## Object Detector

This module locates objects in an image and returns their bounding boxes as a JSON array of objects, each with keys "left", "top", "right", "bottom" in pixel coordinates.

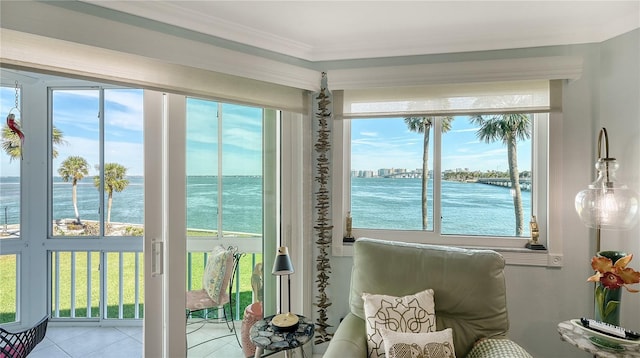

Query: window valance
[
  {"left": 329, "top": 56, "right": 579, "bottom": 118},
  {"left": 340, "top": 80, "right": 561, "bottom": 118}
]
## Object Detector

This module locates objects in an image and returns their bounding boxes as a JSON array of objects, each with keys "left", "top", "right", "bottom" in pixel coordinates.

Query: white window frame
[
  {"left": 45, "top": 84, "right": 145, "bottom": 323},
  {"left": 329, "top": 60, "right": 574, "bottom": 267},
  {"left": 47, "top": 85, "right": 144, "bottom": 240},
  {"left": 335, "top": 112, "right": 548, "bottom": 237},
  {"left": 333, "top": 111, "right": 563, "bottom": 267}
]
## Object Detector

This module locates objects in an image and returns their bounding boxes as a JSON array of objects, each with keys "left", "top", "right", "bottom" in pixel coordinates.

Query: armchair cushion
[
  {"left": 466, "top": 338, "right": 532, "bottom": 358},
  {"left": 324, "top": 313, "right": 367, "bottom": 356}
]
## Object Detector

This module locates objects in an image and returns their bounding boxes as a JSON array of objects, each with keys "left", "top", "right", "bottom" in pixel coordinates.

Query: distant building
[
  {"left": 361, "top": 170, "right": 374, "bottom": 178},
  {"left": 378, "top": 168, "right": 392, "bottom": 177}
]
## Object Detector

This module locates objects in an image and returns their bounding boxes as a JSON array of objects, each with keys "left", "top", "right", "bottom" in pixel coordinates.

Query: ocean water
[
  {"left": 0, "top": 176, "right": 529, "bottom": 237},
  {"left": 351, "top": 177, "right": 531, "bottom": 237},
  {"left": 0, "top": 176, "right": 263, "bottom": 234}
]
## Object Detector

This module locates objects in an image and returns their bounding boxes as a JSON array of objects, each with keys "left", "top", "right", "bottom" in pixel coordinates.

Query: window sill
[{"left": 334, "top": 240, "right": 562, "bottom": 267}]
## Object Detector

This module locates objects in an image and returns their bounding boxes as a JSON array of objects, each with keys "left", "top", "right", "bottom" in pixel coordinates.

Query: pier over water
[{"left": 477, "top": 178, "right": 531, "bottom": 191}]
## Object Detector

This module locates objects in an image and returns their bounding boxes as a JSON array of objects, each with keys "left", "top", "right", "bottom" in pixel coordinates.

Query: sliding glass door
[{"left": 144, "top": 93, "right": 279, "bottom": 357}]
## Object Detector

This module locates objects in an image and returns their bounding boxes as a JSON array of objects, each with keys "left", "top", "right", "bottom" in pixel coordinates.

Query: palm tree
[
  {"left": 58, "top": 156, "right": 89, "bottom": 224},
  {"left": 470, "top": 113, "right": 531, "bottom": 236},
  {"left": 404, "top": 116, "right": 453, "bottom": 230},
  {"left": 2, "top": 123, "right": 65, "bottom": 160},
  {"left": 94, "top": 163, "right": 129, "bottom": 224}
]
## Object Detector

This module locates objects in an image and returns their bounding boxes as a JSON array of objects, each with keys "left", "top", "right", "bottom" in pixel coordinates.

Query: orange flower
[{"left": 587, "top": 254, "right": 640, "bottom": 293}]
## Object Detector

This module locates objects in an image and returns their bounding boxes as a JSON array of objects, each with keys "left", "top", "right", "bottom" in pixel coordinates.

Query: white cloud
[
  {"left": 360, "top": 131, "right": 378, "bottom": 137},
  {"left": 451, "top": 127, "right": 480, "bottom": 133},
  {"left": 54, "top": 136, "right": 144, "bottom": 176}
]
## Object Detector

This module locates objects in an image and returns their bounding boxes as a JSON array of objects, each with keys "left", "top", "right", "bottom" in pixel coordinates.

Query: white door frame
[{"left": 144, "top": 91, "right": 187, "bottom": 357}]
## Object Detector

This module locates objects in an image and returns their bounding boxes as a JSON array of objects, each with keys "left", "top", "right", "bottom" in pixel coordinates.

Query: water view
[
  {"left": 352, "top": 177, "right": 531, "bottom": 236},
  {"left": 1, "top": 175, "right": 529, "bottom": 237}
]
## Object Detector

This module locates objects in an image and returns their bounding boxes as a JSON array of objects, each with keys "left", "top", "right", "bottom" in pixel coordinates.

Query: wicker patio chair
[{"left": 0, "top": 316, "right": 49, "bottom": 358}]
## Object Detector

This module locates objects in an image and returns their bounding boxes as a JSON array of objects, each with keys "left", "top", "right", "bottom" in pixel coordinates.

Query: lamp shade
[
  {"left": 575, "top": 158, "right": 639, "bottom": 230},
  {"left": 272, "top": 246, "right": 294, "bottom": 276}
]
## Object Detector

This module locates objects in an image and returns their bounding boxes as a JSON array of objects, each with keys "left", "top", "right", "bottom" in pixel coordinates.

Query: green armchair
[{"left": 323, "top": 238, "right": 531, "bottom": 358}]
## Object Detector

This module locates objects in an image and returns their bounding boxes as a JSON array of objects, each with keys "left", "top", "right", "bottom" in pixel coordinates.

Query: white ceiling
[{"left": 68, "top": 1, "right": 640, "bottom": 61}]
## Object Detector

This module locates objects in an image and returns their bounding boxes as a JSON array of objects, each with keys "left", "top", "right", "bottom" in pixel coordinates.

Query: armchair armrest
[
  {"left": 466, "top": 338, "right": 532, "bottom": 358},
  {"left": 323, "top": 313, "right": 368, "bottom": 358}
]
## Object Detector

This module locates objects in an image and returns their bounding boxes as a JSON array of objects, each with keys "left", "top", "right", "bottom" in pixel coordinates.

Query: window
[
  {"left": 185, "top": 99, "right": 263, "bottom": 239},
  {"left": 185, "top": 97, "right": 269, "bottom": 320},
  {"left": 1, "top": 84, "right": 22, "bottom": 325},
  {"left": 440, "top": 115, "right": 535, "bottom": 237},
  {"left": 50, "top": 88, "right": 144, "bottom": 238},
  {"left": 351, "top": 115, "right": 540, "bottom": 237},
  {"left": 48, "top": 85, "right": 145, "bottom": 321},
  {"left": 1, "top": 84, "right": 21, "bottom": 240},
  {"left": 335, "top": 80, "right": 555, "bottom": 253}
]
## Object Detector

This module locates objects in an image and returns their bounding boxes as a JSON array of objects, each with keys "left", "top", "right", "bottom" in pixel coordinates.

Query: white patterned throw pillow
[
  {"left": 202, "top": 246, "right": 232, "bottom": 303},
  {"left": 382, "top": 328, "right": 456, "bottom": 358},
  {"left": 362, "top": 288, "right": 437, "bottom": 358}
]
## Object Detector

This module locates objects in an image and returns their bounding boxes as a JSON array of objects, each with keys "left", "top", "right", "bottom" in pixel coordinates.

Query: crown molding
[
  {"left": 82, "top": 1, "right": 316, "bottom": 61},
  {"left": 327, "top": 56, "right": 584, "bottom": 90},
  {"left": 82, "top": 1, "right": 639, "bottom": 62}
]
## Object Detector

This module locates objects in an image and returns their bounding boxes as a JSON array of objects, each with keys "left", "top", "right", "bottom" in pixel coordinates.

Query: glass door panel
[
  {"left": 1, "top": 85, "right": 21, "bottom": 241},
  {"left": 185, "top": 98, "right": 269, "bottom": 356}
]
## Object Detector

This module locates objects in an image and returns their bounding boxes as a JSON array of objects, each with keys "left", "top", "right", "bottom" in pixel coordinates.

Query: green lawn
[
  {"left": 0, "top": 249, "right": 261, "bottom": 324},
  {"left": 0, "top": 254, "right": 17, "bottom": 323}
]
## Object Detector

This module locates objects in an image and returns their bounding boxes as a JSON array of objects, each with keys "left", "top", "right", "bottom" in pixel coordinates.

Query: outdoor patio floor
[{"left": 29, "top": 320, "right": 246, "bottom": 358}]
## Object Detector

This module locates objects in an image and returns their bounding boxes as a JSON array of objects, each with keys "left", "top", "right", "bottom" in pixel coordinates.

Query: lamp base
[{"left": 271, "top": 312, "right": 299, "bottom": 331}]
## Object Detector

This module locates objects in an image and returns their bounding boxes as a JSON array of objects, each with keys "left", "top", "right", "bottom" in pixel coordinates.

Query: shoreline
[{"left": 2, "top": 220, "right": 261, "bottom": 238}]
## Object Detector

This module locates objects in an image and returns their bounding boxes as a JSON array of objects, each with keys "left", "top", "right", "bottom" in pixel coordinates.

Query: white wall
[
  {"left": 1, "top": 2, "right": 638, "bottom": 357},
  {"left": 597, "top": 24, "right": 640, "bottom": 337},
  {"left": 320, "top": 31, "right": 640, "bottom": 358}
]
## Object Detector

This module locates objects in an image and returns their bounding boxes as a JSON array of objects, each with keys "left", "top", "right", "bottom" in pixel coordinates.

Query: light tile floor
[{"left": 30, "top": 321, "right": 246, "bottom": 358}]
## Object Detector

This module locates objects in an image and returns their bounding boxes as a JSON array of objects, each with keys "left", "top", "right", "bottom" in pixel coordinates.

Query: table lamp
[{"left": 271, "top": 246, "right": 299, "bottom": 331}]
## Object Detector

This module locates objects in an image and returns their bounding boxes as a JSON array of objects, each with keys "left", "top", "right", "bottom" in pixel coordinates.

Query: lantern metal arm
[{"left": 595, "top": 128, "right": 610, "bottom": 251}]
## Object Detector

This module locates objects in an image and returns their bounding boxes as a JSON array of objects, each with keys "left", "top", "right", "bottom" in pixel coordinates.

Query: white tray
[{"left": 571, "top": 319, "right": 640, "bottom": 347}]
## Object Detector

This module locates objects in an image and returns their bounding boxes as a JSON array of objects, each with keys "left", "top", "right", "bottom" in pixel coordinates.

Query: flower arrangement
[
  {"left": 587, "top": 253, "right": 640, "bottom": 324},
  {"left": 587, "top": 254, "right": 640, "bottom": 292}
]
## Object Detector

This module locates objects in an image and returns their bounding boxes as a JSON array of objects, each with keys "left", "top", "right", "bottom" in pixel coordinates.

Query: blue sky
[
  {"left": 2, "top": 85, "right": 530, "bottom": 178},
  {"left": 351, "top": 117, "right": 532, "bottom": 173},
  {"left": 186, "top": 99, "right": 263, "bottom": 176},
  {"left": 1, "top": 87, "right": 264, "bottom": 177},
  {"left": 50, "top": 89, "right": 145, "bottom": 176}
]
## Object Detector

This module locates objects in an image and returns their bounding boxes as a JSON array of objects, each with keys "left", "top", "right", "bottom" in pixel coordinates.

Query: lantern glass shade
[{"left": 575, "top": 158, "right": 639, "bottom": 230}]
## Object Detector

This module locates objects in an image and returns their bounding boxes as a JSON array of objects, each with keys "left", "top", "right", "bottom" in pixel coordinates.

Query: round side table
[{"left": 249, "top": 314, "right": 314, "bottom": 358}]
